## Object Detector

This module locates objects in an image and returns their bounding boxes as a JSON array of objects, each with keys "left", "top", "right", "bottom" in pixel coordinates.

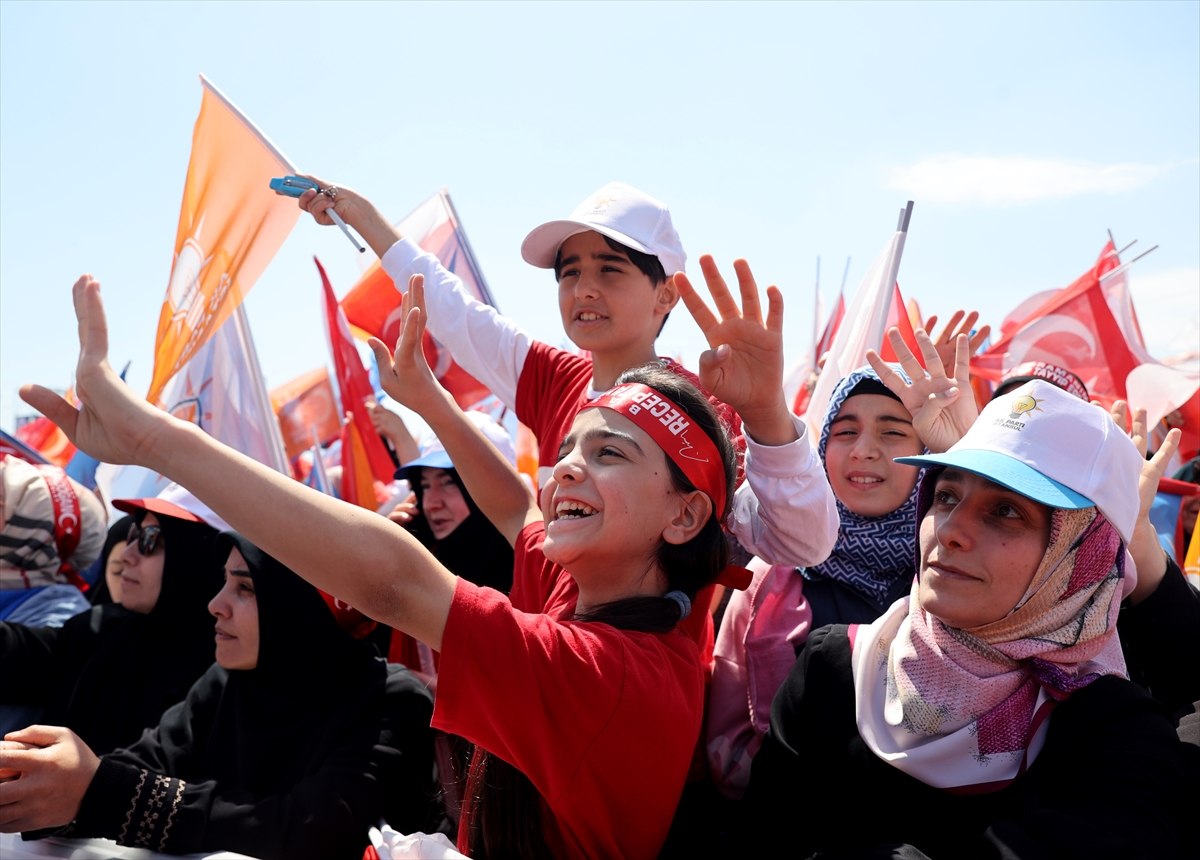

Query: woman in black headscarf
[
  {"left": 0, "top": 489, "right": 222, "bottom": 755},
  {"left": 84, "top": 514, "right": 133, "bottom": 606},
  {"left": 2, "top": 532, "right": 442, "bottom": 859}
]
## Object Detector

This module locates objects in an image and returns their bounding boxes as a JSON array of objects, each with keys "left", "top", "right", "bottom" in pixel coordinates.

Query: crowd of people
[{"left": 1, "top": 178, "right": 1197, "bottom": 859}]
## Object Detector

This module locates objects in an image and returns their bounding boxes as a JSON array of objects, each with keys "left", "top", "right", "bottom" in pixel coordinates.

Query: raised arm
[
  {"left": 285, "top": 176, "right": 533, "bottom": 411},
  {"left": 20, "top": 276, "right": 456, "bottom": 651},
  {"left": 370, "top": 273, "right": 538, "bottom": 545}
]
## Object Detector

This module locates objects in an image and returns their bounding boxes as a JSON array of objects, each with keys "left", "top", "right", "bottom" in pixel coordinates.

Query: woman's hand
[
  {"left": 0, "top": 726, "right": 100, "bottom": 832},
  {"left": 675, "top": 255, "right": 796, "bottom": 446},
  {"left": 20, "top": 276, "right": 173, "bottom": 472},
  {"left": 866, "top": 326, "right": 978, "bottom": 453}
]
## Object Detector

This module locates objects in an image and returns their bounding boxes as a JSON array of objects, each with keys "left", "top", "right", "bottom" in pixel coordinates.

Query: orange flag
[
  {"left": 270, "top": 368, "right": 342, "bottom": 462},
  {"left": 147, "top": 74, "right": 301, "bottom": 404}
]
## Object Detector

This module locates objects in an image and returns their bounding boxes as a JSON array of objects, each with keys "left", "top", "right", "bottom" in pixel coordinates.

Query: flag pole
[
  {"left": 439, "top": 189, "right": 499, "bottom": 309},
  {"left": 866, "top": 201, "right": 914, "bottom": 354},
  {"left": 811, "top": 256, "right": 821, "bottom": 366}
]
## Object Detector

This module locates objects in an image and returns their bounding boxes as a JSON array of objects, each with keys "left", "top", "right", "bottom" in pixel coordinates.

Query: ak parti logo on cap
[{"left": 993, "top": 393, "right": 1046, "bottom": 432}]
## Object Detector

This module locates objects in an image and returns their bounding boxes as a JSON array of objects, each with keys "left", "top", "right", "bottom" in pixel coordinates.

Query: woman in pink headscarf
[{"left": 745, "top": 379, "right": 1199, "bottom": 858}]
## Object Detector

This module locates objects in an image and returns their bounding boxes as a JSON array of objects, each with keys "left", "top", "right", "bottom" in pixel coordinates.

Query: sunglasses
[{"left": 126, "top": 521, "right": 164, "bottom": 557}]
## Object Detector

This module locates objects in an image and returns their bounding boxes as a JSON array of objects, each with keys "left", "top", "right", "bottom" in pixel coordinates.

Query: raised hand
[
  {"left": 20, "top": 276, "right": 171, "bottom": 472},
  {"left": 866, "top": 326, "right": 978, "bottom": 453},
  {"left": 1109, "top": 400, "right": 1180, "bottom": 603},
  {"left": 277, "top": 175, "right": 401, "bottom": 258},
  {"left": 386, "top": 492, "right": 422, "bottom": 528},
  {"left": 369, "top": 274, "right": 450, "bottom": 420},
  {"left": 923, "top": 309, "right": 992, "bottom": 371},
  {"left": 675, "top": 255, "right": 796, "bottom": 446}
]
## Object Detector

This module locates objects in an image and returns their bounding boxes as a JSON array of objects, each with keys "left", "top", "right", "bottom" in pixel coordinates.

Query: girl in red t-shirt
[{"left": 11, "top": 272, "right": 742, "bottom": 860}]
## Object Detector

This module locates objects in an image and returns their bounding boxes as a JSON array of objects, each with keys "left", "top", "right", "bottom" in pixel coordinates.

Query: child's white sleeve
[{"left": 727, "top": 413, "right": 839, "bottom": 568}]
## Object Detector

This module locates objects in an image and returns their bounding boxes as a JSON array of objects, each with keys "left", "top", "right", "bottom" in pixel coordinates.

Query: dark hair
[
  {"left": 554, "top": 235, "right": 673, "bottom": 337},
  {"left": 465, "top": 363, "right": 735, "bottom": 859}
]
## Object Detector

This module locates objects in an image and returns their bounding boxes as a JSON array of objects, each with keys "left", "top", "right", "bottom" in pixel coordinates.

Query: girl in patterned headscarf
[
  {"left": 746, "top": 380, "right": 1199, "bottom": 856},
  {"left": 708, "top": 365, "right": 925, "bottom": 799}
]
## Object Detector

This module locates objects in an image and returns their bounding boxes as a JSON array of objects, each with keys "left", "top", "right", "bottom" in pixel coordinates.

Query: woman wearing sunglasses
[{"left": 0, "top": 486, "right": 223, "bottom": 756}]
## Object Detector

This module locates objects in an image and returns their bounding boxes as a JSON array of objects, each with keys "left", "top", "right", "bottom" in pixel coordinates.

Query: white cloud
[
  {"left": 888, "top": 154, "right": 1173, "bottom": 205},
  {"left": 1129, "top": 266, "right": 1200, "bottom": 367}
]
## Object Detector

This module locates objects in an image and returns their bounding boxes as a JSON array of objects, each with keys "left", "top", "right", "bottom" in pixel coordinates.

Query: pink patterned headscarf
[{"left": 850, "top": 503, "right": 1128, "bottom": 790}]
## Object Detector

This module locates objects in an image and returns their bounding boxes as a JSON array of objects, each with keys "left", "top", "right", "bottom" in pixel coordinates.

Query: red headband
[{"left": 586, "top": 383, "right": 728, "bottom": 519}]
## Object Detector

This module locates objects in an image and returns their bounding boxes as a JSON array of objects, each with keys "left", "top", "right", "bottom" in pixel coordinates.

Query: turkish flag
[{"left": 972, "top": 241, "right": 1150, "bottom": 408}]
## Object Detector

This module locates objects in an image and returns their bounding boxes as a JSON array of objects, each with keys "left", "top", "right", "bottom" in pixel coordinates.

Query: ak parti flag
[
  {"left": 156, "top": 304, "right": 290, "bottom": 474},
  {"left": 270, "top": 368, "right": 342, "bottom": 462},
  {"left": 147, "top": 74, "right": 301, "bottom": 405},
  {"left": 318, "top": 258, "right": 395, "bottom": 509},
  {"left": 340, "top": 191, "right": 498, "bottom": 410},
  {"left": 972, "top": 241, "right": 1152, "bottom": 407}
]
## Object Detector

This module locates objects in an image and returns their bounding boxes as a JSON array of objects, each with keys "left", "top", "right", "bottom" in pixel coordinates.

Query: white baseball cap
[
  {"left": 896, "top": 380, "right": 1143, "bottom": 542},
  {"left": 521, "top": 181, "right": 687, "bottom": 277}
]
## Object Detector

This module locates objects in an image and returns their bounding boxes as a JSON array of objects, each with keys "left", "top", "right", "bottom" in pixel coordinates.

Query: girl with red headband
[{"left": 6, "top": 272, "right": 740, "bottom": 860}]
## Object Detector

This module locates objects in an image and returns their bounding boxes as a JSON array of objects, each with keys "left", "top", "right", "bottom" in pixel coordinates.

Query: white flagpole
[
  {"left": 867, "top": 201, "right": 914, "bottom": 354},
  {"left": 231, "top": 303, "right": 291, "bottom": 474}
]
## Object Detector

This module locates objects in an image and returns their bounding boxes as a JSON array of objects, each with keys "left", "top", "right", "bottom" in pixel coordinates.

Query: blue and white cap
[{"left": 896, "top": 380, "right": 1143, "bottom": 542}]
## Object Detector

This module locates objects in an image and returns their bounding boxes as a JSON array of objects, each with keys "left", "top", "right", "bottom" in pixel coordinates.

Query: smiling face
[
  {"left": 539, "top": 407, "right": 700, "bottom": 604},
  {"left": 823, "top": 393, "right": 923, "bottom": 517},
  {"left": 556, "top": 231, "right": 675, "bottom": 363},
  {"left": 119, "top": 513, "right": 165, "bottom": 614},
  {"left": 917, "top": 469, "right": 1053, "bottom": 629},
  {"left": 207, "top": 546, "right": 260, "bottom": 670},
  {"left": 418, "top": 468, "right": 471, "bottom": 540}
]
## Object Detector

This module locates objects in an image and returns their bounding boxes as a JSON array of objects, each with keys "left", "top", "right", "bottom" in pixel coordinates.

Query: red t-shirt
[{"left": 433, "top": 523, "right": 705, "bottom": 859}]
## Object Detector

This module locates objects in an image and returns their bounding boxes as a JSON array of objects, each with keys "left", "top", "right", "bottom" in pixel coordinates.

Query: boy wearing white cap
[{"left": 295, "top": 180, "right": 838, "bottom": 578}]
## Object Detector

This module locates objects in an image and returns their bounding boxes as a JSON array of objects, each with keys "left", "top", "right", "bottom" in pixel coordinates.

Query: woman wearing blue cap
[{"left": 744, "top": 348, "right": 1199, "bottom": 856}]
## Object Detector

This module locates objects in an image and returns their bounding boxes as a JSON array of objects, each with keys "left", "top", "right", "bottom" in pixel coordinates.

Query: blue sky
[{"left": 2, "top": 0, "right": 1197, "bottom": 433}]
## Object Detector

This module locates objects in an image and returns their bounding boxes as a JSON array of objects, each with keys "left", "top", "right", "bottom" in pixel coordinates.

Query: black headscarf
[
  {"left": 81, "top": 532, "right": 441, "bottom": 857},
  {"left": 405, "top": 467, "right": 514, "bottom": 594},
  {"left": 86, "top": 515, "right": 133, "bottom": 606}
]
